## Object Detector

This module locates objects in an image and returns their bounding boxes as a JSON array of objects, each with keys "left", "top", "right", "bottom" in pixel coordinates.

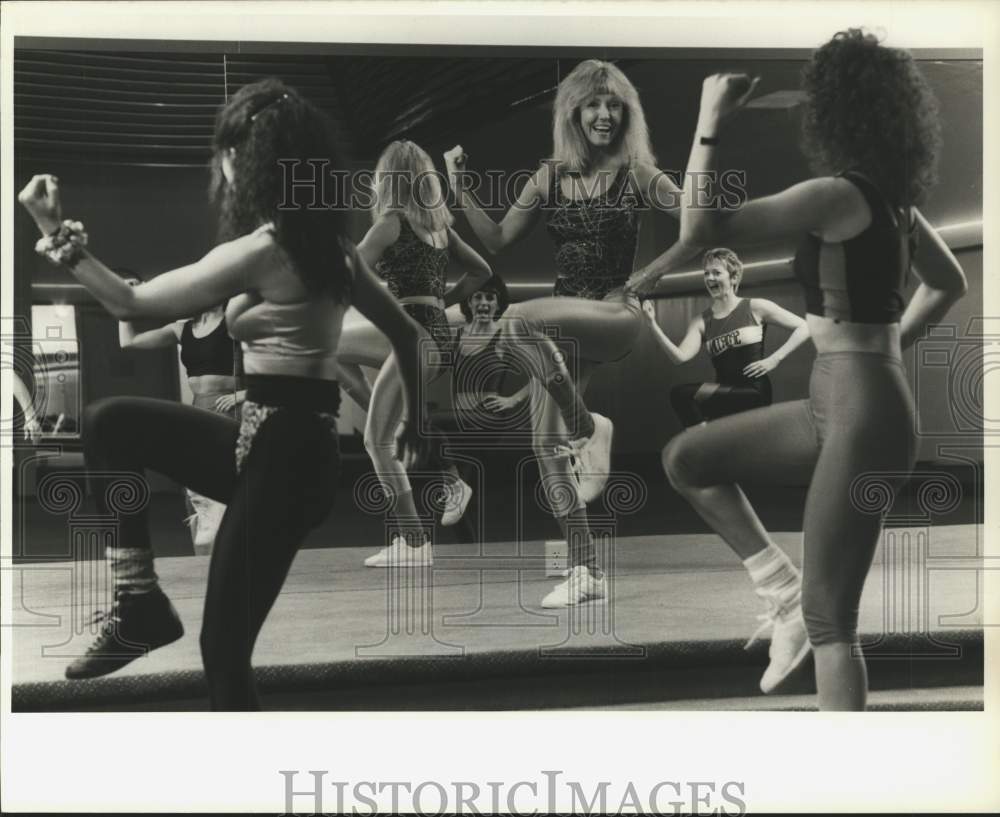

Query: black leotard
[
  {"left": 545, "top": 166, "right": 644, "bottom": 300},
  {"left": 375, "top": 216, "right": 452, "bottom": 354},
  {"left": 702, "top": 298, "right": 768, "bottom": 388}
]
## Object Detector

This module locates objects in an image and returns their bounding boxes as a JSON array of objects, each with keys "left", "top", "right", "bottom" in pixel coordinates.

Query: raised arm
[
  {"left": 119, "top": 319, "right": 184, "bottom": 350},
  {"left": 624, "top": 163, "right": 703, "bottom": 295},
  {"left": 743, "top": 298, "right": 811, "bottom": 379},
  {"left": 899, "top": 208, "right": 968, "bottom": 349},
  {"left": 679, "top": 74, "right": 856, "bottom": 248},
  {"left": 443, "top": 227, "right": 493, "bottom": 307},
  {"left": 19, "top": 174, "right": 267, "bottom": 321},
  {"left": 641, "top": 300, "right": 705, "bottom": 365},
  {"left": 444, "top": 146, "right": 544, "bottom": 254}
]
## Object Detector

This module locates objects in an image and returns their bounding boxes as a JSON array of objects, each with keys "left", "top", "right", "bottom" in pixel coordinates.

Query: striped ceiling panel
[{"left": 14, "top": 49, "right": 564, "bottom": 166}]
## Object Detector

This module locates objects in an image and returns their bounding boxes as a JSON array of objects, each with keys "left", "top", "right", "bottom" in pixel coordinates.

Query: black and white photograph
[{"left": 1, "top": 1, "right": 997, "bottom": 813}]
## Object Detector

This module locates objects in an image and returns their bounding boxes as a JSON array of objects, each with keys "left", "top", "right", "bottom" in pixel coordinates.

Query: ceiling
[
  {"left": 14, "top": 47, "right": 982, "bottom": 241},
  {"left": 13, "top": 48, "right": 568, "bottom": 166}
]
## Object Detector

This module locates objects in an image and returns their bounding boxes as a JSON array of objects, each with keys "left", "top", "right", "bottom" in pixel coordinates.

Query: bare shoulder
[
  {"left": 747, "top": 297, "right": 771, "bottom": 318},
  {"left": 373, "top": 210, "right": 404, "bottom": 237}
]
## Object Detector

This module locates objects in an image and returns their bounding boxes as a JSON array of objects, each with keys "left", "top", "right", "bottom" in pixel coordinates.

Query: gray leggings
[{"left": 664, "top": 352, "right": 917, "bottom": 645}]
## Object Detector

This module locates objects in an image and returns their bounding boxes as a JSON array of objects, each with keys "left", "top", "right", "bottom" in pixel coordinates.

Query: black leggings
[
  {"left": 83, "top": 394, "right": 340, "bottom": 710},
  {"left": 664, "top": 353, "right": 917, "bottom": 646},
  {"left": 670, "top": 380, "right": 772, "bottom": 427}
]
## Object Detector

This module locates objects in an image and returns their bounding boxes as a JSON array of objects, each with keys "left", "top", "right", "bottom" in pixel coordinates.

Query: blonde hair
[
  {"left": 551, "top": 60, "right": 656, "bottom": 174},
  {"left": 372, "top": 140, "right": 453, "bottom": 232}
]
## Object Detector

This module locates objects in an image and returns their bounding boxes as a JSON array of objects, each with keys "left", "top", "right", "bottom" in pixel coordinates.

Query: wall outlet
[{"left": 544, "top": 540, "right": 567, "bottom": 576}]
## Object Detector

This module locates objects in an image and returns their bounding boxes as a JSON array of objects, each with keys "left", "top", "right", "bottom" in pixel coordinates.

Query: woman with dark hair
[
  {"left": 18, "top": 78, "right": 431, "bottom": 710},
  {"left": 118, "top": 301, "right": 244, "bottom": 555},
  {"left": 665, "top": 30, "right": 967, "bottom": 709},
  {"left": 453, "top": 274, "right": 531, "bottom": 421},
  {"left": 445, "top": 59, "right": 699, "bottom": 607},
  {"left": 643, "top": 247, "right": 810, "bottom": 427},
  {"left": 245, "top": 139, "right": 492, "bottom": 567}
]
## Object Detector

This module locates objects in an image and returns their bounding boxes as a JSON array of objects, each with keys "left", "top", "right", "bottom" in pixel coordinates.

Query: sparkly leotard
[
  {"left": 375, "top": 216, "right": 453, "bottom": 355},
  {"left": 545, "top": 165, "right": 645, "bottom": 300}
]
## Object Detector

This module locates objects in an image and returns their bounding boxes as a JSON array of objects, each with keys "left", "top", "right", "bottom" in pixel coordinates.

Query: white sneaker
[
  {"left": 567, "top": 413, "right": 614, "bottom": 503},
  {"left": 541, "top": 565, "right": 607, "bottom": 608},
  {"left": 745, "top": 590, "right": 812, "bottom": 694},
  {"left": 440, "top": 477, "right": 472, "bottom": 527},
  {"left": 186, "top": 493, "right": 226, "bottom": 555},
  {"left": 363, "top": 536, "right": 434, "bottom": 568}
]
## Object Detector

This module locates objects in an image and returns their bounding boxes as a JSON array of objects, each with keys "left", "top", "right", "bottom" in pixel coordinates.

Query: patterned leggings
[{"left": 83, "top": 377, "right": 340, "bottom": 709}]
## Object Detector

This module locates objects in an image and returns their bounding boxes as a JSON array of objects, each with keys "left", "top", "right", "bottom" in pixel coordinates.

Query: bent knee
[
  {"left": 801, "top": 591, "right": 859, "bottom": 647},
  {"left": 662, "top": 435, "right": 696, "bottom": 491}
]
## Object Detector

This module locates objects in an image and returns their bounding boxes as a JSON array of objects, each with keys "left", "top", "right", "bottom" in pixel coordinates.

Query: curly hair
[
  {"left": 372, "top": 140, "right": 453, "bottom": 232},
  {"left": 210, "top": 78, "right": 351, "bottom": 303},
  {"left": 702, "top": 248, "right": 743, "bottom": 291},
  {"left": 552, "top": 60, "right": 656, "bottom": 174},
  {"left": 800, "top": 28, "right": 941, "bottom": 206},
  {"left": 459, "top": 274, "right": 510, "bottom": 323}
]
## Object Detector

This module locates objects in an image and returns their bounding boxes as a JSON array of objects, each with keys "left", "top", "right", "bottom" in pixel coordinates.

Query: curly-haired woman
[
  {"left": 19, "top": 79, "right": 432, "bottom": 709},
  {"left": 665, "top": 30, "right": 967, "bottom": 709}
]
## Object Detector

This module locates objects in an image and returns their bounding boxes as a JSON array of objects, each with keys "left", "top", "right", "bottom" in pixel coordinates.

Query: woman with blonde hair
[
  {"left": 303, "top": 139, "right": 492, "bottom": 566},
  {"left": 445, "top": 59, "right": 699, "bottom": 607}
]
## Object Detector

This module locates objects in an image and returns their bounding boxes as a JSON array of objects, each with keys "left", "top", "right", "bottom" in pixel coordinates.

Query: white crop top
[{"left": 236, "top": 224, "right": 348, "bottom": 380}]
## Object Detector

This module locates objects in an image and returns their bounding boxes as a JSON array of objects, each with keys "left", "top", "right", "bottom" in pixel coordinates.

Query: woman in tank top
[
  {"left": 664, "top": 30, "right": 967, "bottom": 710},
  {"left": 452, "top": 273, "right": 531, "bottom": 422},
  {"left": 642, "top": 248, "right": 809, "bottom": 427},
  {"left": 118, "top": 302, "right": 245, "bottom": 554},
  {"left": 19, "top": 79, "right": 432, "bottom": 710},
  {"left": 327, "top": 140, "right": 492, "bottom": 567},
  {"left": 444, "top": 60, "right": 701, "bottom": 608}
]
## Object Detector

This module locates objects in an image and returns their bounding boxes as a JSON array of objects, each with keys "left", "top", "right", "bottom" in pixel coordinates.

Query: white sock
[{"left": 743, "top": 544, "right": 800, "bottom": 600}]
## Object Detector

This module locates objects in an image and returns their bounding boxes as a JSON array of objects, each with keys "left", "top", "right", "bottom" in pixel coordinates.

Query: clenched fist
[{"left": 18, "top": 174, "right": 63, "bottom": 235}]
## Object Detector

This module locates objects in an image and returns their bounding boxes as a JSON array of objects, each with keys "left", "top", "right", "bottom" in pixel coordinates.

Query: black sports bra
[
  {"left": 453, "top": 326, "right": 506, "bottom": 397},
  {"left": 180, "top": 316, "right": 239, "bottom": 378},
  {"left": 793, "top": 170, "right": 915, "bottom": 324}
]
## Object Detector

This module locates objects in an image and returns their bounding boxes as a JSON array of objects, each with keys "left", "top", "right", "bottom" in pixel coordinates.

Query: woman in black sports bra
[
  {"left": 119, "top": 302, "right": 245, "bottom": 554},
  {"left": 453, "top": 273, "right": 531, "bottom": 424},
  {"left": 664, "top": 30, "right": 967, "bottom": 710},
  {"left": 444, "top": 59, "right": 700, "bottom": 608},
  {"left": 642, "top": 247, "right": 810, "bottom": 427}
]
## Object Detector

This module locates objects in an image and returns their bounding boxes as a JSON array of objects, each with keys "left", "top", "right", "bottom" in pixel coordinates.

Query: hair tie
[{"left": 250, "top": 92, "right": 290, "bottom": 123}]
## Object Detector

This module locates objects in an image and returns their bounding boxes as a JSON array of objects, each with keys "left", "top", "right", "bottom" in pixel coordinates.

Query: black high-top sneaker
[{"left": 65, "top": 586, "right": 184, "bottom": 680}]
